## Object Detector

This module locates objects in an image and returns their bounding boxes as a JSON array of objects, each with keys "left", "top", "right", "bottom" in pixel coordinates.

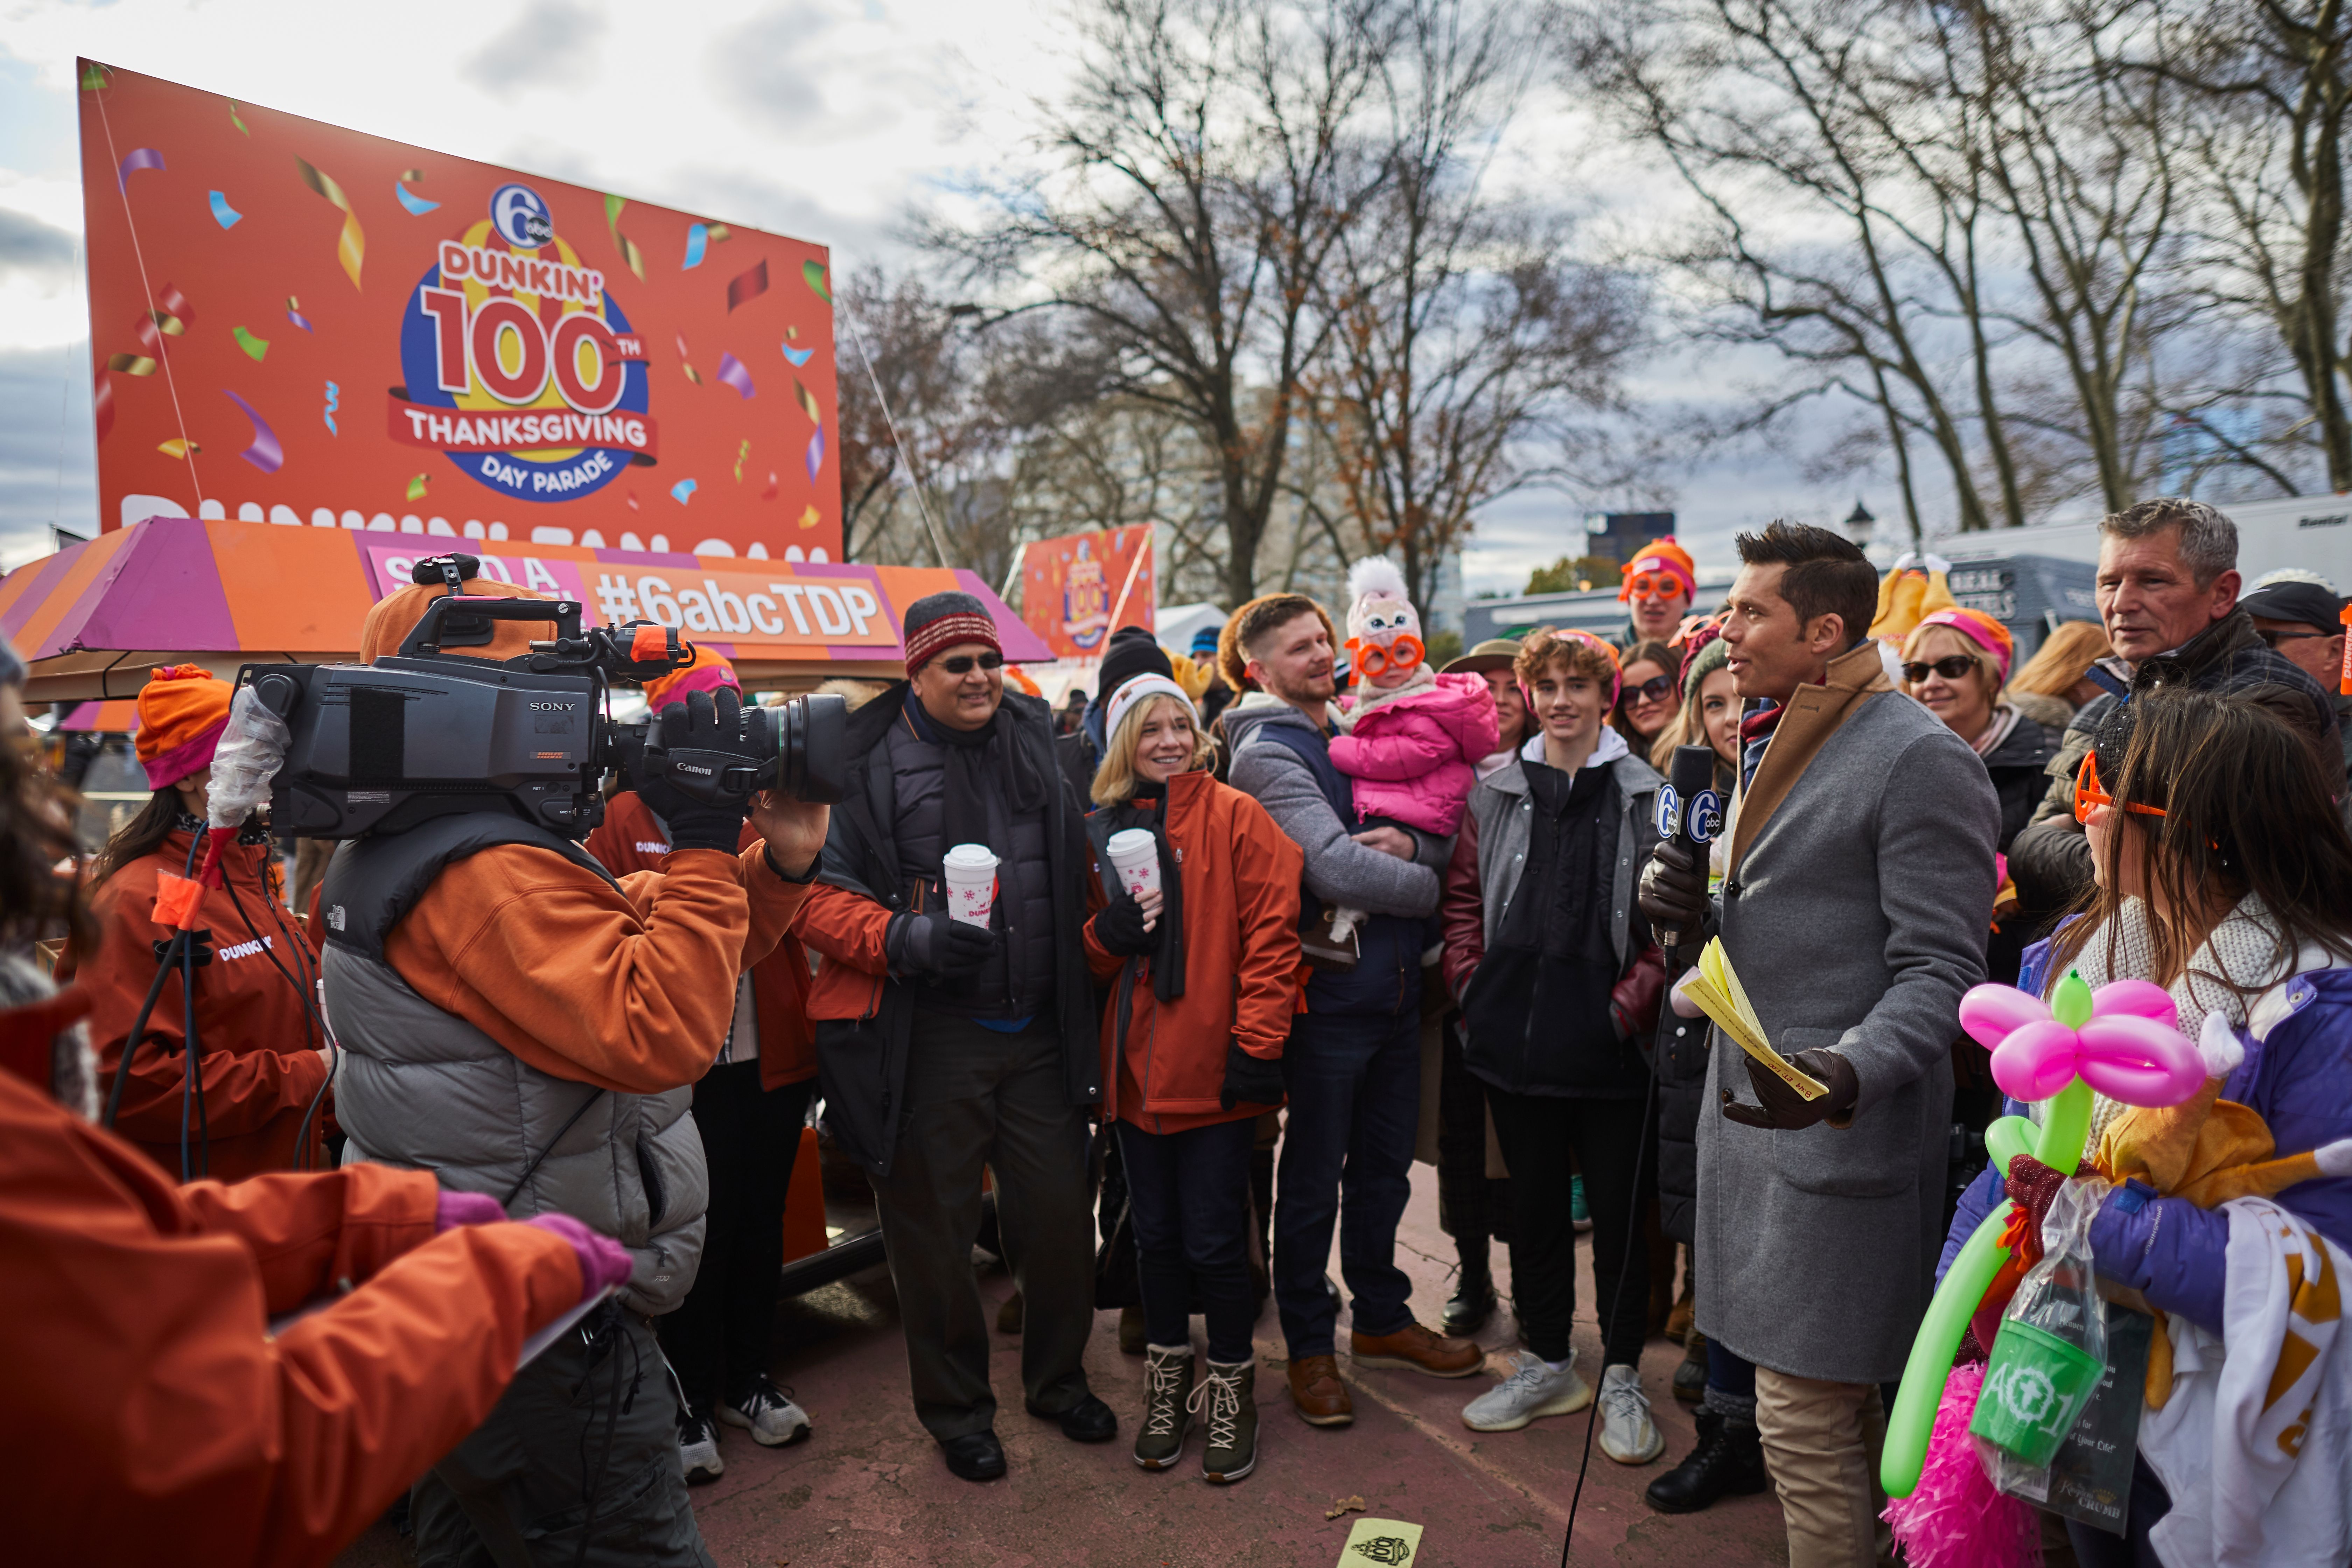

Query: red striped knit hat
[{"left": 902, "top": 591, "right": 1000, "bottom": 676}]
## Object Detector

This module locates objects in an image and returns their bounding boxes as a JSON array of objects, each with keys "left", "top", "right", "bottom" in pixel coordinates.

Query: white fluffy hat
[{"left": 1345, "top": 557, "right": 1420, "bottom": 646}]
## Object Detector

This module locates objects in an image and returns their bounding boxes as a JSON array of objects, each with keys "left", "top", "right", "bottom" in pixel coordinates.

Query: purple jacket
[{"left": 1940, "top": 938, "right": 2352, "bottom": 1335}]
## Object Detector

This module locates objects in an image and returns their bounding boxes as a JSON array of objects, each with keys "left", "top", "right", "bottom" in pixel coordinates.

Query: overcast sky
[{"left": 0, "top": 0, "right": 1861, "bottom": 596}]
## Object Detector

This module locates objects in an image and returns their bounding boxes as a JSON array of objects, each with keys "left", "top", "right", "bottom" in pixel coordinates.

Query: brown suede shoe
[
  {"left": 1350, "top": 1322, "right": 1485, "bottom": 1378},
  {"left": 1286, "top": 1355, "right": 1355, "bottom": 1426}
]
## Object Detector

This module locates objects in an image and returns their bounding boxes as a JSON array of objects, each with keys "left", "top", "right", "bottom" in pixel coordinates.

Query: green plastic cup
[{"left": 1970, "top": 1320, "right": 2105, "bottom": 1466}]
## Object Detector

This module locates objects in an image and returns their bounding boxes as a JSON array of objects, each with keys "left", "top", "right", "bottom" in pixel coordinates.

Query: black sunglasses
[
  {"left": 1622, "top": 673, "right": 1675, "bottom": 706},
  {"left": 937, "top": 651, "right": 1005, "bottom": 675},
  {"left": 2256, "top": 628, "right": 2329, "bottom": 649},
  {"left": 1901, "top": 654, "right": 1979, "bottom": 683}
]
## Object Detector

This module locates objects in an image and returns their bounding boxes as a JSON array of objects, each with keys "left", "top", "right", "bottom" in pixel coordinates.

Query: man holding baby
[{"left": 793, "top": 591, "right": 1114, "bottom": 1484}]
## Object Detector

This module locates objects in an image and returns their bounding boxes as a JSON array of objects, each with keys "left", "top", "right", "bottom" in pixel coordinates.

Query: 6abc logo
[
  {"left": 1654, "top": 784, "right": 1723, "bottom": 845},
  {"left": 491, "top": 183, "right": 555, "bottom": 248}
]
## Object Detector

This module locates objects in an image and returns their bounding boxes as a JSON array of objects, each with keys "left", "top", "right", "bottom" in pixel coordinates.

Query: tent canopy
[{"left": 0, "top": 518, "right": 1048, "bottom": 701}]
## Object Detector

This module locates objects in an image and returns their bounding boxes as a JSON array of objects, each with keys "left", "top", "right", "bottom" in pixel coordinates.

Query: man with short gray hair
[{"left": 2008, "top": 498, "right": 2341, "bottom": 911}]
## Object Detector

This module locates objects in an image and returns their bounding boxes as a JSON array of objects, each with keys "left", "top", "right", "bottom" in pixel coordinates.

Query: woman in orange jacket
[
  {"left": 1082, "top": 673, "right": 1302, "bottom": 1486},
  {"left": 64, "top": 665, "right": 328, "bottom": 1181}
]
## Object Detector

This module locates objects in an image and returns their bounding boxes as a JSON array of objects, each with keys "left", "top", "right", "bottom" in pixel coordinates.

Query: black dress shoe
[
  {"left": 1026, "top": 1392, "right": 1118, "bottom": 1443},
  {"left": 940, "top": 1430, "right": 1006, "bottom": 1482},
  {"left": 1644, "top": 1408, "right": 1768, "bottom": 1514},
  {"left": 1441, "top": 1274, "right": 1496, "bottom": 1336}
]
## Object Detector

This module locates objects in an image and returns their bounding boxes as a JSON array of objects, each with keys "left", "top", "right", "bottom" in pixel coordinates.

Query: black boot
[
  {"left": 1442, "top": 1243, "right": 1496, "bottom": 1335},
  {"left": 1643, "top": 1407, "right": 1768, "bottom": 1514}
]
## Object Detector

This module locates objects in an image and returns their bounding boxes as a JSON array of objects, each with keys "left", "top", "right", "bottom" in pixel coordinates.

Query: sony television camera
[{"left": 239, "top": 554, "right": 847, "bottom": 840}]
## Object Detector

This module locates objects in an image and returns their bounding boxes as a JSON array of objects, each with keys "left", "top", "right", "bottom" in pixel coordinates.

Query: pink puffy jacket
[{"left": 1326, "top": 672, "right": 1500, "bottom": 836}]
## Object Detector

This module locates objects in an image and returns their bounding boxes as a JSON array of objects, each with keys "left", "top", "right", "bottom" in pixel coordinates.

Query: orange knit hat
[
  {"left": 642, "top": 644, "right": 740, "bottom": 709},
  {"left": 1619, "top": 538, "right": 1697, "bottom": 603},
  {"left": 359, "top": 578, "right": 556, "bottom": 665},
  {"left": 134, "top": 665, "right": 233, "bottom": 788}
]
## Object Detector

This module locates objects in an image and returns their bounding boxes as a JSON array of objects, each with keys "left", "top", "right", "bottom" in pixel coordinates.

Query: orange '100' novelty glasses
[{"left": 2072, "top": 751, "right": 2166, "bottom": 826}]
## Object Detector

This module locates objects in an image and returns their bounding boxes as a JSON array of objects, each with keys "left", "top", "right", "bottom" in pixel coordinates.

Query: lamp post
[{"left": 1843, "top": 498, "right": 1876, "bottom": 548}]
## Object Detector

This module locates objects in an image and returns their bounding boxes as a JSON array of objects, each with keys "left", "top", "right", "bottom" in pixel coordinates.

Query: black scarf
[
  {"left": 912, "top": 691, "right": 1047, "bottom": 883},
  {"left": 1101, "top": 780, "right": 1186, "bottom": 1003}
]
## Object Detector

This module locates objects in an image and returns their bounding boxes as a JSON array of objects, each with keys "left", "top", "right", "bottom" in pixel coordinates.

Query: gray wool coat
[{"left": 1693, "top": 645, "right": 1999, "bottom": 1386}]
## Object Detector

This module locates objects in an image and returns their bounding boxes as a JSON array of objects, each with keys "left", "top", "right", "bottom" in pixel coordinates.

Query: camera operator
[
  {"left": 587, "top": 646, "right": 821, "bottom": 1482},
  {"left": 0, "top": 629, "right": 636, "bottom": 1568},
  {"left": 322, "top": 581, "right": 828, "bottom": 1568},
  {"left": 793, "top": 591, "right": 1109, "bottom": 1483}
]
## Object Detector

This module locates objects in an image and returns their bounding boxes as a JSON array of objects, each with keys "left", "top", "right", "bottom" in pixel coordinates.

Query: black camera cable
[
  {"left": 102, "top": 833, "right": 213, "bottom": 1182},
  {"left": 220, "top": 860, "right": 340, "bottom": 1171}
]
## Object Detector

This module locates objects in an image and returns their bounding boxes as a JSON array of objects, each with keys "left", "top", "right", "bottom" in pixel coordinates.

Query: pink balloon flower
[{"left": 1958, "top": 979, "right": 2206, "bottom": 1107}]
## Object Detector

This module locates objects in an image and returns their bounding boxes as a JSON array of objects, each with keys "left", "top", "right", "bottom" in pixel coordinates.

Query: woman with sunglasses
[
  {"left": 1935, "top": 690, "right": 2352, "bottom": 1564},
  {"left": 1612, "top": 640, "right": 1679, "bottom": 754},
  {"left": 1899, "top": 609, "right": 2055, "bottom": 856}
]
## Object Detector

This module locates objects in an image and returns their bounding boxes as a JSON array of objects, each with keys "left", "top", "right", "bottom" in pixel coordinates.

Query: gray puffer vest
[{"left": 321, "top": 812, "right": 708, "bottom": 1316}]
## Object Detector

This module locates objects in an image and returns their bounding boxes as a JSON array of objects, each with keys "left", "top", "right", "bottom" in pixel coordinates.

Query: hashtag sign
[{"left": 594, "top": 574, "right": 641, "bottom": 623}]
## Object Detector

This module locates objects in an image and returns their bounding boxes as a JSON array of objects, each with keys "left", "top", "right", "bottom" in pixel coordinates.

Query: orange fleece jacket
[
  {"left": 382, "top": 840, "right": 811, "bottom": 1094},
  {"left": 0, "top": 1068, "right": 582, "bottom": 1568}
]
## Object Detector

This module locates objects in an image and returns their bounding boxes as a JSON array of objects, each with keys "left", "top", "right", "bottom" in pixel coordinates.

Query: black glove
[
  {"left": 1637, "top": 838, "right": 1712, "bottom": 937},
  {"left": 1720, "top": 1047, "right": 1859, "bottom": 1131},
  {"left": 651, "top": 690, "right": 750, "bottom": 852},
  {"left": 892, "top": 912, "right": 997, "bottom": 980},
  {"left": 1092, "top": 894, "right": 1156, "bottom": 958},
  {"left": 1219, "top": 1041, "right": 1286, "bottom": 1110}
]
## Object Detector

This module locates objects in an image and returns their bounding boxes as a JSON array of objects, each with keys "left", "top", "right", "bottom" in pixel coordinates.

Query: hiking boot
[
  {"left": 719, "top": 1374, "right": 812, "bottom": 1448},
  {"left": 1193, "top": 1359, "right": 1259, "bottom": 1483},
  {"left": 1286, "top": 1354, "right": 1354, "bottom": 1426},
  {"left": 1645, "top": 1406, "right": 1769, "bottom": 1513},
  {"left": 1597, "top": 1363, "right": 1665, "bottom": 1463},
  {"left": 1119, "top": 1303, "right": 1149, "bottom": 1355},
  {"left": 1134, "top": 1344, "right": 1196, "bottom": 1471},
  {"left": 1461, "top": 1348, "right": 1591, "bottom": 1431},
  {"left": 1442, "top": 1264, "right": 1497, "bottom": 1336},
  {"left": 1350, "top": 1321, "right": 1484, "bottom": 1378},
  {"left": 677, "top": 1410, "right": 723, "bottom": 1485},
  {"left": 1672, "top": 1329, "right": 1708, "bottom": 1405}
]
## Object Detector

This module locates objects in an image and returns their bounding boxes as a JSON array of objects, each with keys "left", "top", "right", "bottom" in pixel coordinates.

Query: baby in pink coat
[{"left": 1324, "top": 558, "right": 1499, "bottom": 941}]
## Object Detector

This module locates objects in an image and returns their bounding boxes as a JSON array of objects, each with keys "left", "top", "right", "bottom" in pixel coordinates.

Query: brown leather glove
[
  {"left": 1637, "top": 839, "right": 1711, "bottom": 935},
  {"left": 1720, "top": 1048, "right": 1859, "bottom": 1130}
]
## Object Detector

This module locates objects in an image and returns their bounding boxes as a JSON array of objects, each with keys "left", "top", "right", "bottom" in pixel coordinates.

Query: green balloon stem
[
  {"left": 2052, "top": 966, "right": 2094, "bottom": 1029},
  {"left": 1882, "top": 1074, "right": 2095, "bottom": 1497}
]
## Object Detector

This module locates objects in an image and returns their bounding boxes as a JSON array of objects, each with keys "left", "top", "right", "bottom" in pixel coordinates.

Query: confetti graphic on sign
[
  {"left": 406, "top": 473, "right": 429, "bottom": 501},
  {"left": 671, "top": 478, "right": 698, "bottom": 505},
  {"left": 222, "top": 388, "right": 284, "bottom": 474},
  {"left": 323, "top": 380, "right": 339, "bottom": 435},
  {"left": 293, "top": 156, "right": 365, "bottom": 290},
  {"left": 734, "top": 439, "right": 750, "bottom": 483},
  {"left": 603, "top": 194, "right": 647, "bottom": 282},
  {"left": 781, "top": 340, "right": 814, "bottom": 368},
  {"left": 726, "top": 259, "right": 770, "bottom": 312},
  {"left": 81, "top": 62, "right": 110, "bottom": 92},
  {"left": 157, "top": 439, "right": 201, "bottom": 459},
  {"left": 107, "top": 352, "right": 158, "bottom": 376},
  {"left": 117, "top": 147, "right": 166, "bottom": 191},
  {"left": 286, "top": 296, "right": 313, "bottom": 332},
  {"left": 152, "top": 284, "right": 195, "bottom": 335},
  {"left": 232, "top": 327, "right": 269, "bottom": 362},
  {"left": 676, "top": 334, "right": 702, "bottom": 385},
  {"left": 682, "top": 222, "right": 731, "bottom": 269},
  {"left": 802, "top": 259, "right": 831, "bottom": 303},
  {"left": 793, "top": 379, "right": 821, "bottom": 424},
  {"left": 208, "top": 191, "right": 242, "bottom": 229},
  {"left": 228, "top": 98, "right": 250, "bottom": 136},
  {"left": 805, "top": 426, "right": 825, "bottom": 481},
  {"left": 715, "top": 353, "right": 756, "bottom": 399},
  {"left": 394, "top": 170, "right": 440, "bottom": 215},
  {"left": 760, "top": 471, "right": 780, "bottom": 501},
  {"left": 799, "top": 502, "right": 820, "bottom": 529},
  {"left": 93, "top": 369, "right": 114, "bottom": 441}
]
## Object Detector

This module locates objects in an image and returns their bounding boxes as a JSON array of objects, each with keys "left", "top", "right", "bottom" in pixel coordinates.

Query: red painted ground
[{"left": 337, "top": 1164, "right": 1788, "bottom": 1567}]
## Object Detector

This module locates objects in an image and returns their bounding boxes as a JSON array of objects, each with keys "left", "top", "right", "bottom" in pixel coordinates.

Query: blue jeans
[
  {"left": 1115, "top": 1116, "right": 1259, "bottom": 1363},
  {"left": 1273, "top": 1008, "right": 1421, "bottom": 1357}
]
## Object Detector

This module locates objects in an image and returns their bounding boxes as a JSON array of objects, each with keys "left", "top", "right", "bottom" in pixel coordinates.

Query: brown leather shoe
[
  {"left": 1286, "top": 1354, "right": 1355, "bottom": 1426},
  {"left": 1350, "top": 1322, "right": 1485, "bottom": 1378}
]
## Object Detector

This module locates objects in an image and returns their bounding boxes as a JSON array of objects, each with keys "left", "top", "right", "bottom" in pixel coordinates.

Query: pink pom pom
[{"left": 1883, "top": 1363, "right": 2041, "bottom": 1568}]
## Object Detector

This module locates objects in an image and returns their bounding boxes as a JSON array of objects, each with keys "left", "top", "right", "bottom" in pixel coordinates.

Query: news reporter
[
  {"left": 325, "top": 580, "right": 826, "bottom": 1568},
  {"left": 1083, "top": 673, "right": 1302, "bottom": 1484},
  {"left": 64, "top": 664, "right": 326, "bottom": 1180},
  {"left": 0, "top": 631, "right": 632, "bottom": 1568}
]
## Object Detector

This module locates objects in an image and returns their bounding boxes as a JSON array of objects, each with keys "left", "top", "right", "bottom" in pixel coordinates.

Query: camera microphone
[{"left": 1658, "top": 743, "right": 1724, "bottom": 957}]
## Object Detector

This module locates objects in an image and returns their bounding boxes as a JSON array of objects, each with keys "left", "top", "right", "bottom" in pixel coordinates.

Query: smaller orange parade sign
[{"left": 1018, "top": 525, "right": 1153, "bottom": 660}]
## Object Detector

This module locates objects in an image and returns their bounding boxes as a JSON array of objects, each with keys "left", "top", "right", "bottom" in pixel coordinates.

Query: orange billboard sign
[{"left": 1018, "top": 525, "right": 1154, "bottom": 660}]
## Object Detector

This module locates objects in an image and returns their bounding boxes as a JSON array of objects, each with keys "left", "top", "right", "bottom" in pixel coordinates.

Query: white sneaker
[
  {"left": 1461, "top": 1348, "right": 1592, "bottom": 1432},
  {"left": 1597, "top": 1363, "right": 1665, "bottom": 1463},
  {"left": 678, "top": 1412, "right": 724, "bottom": 1484},
  {"left": 720, "top": 1375, "right": 813, "bottom": 1447}
]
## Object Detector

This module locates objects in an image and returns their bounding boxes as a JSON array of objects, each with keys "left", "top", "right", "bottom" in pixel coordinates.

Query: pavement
[{"left": 337, "top": 1162, "right": 1789, "bottom": 1568}]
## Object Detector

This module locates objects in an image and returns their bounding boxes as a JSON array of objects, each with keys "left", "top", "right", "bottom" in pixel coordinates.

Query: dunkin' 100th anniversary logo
[{"left": 390, "top": 183, "right": 653, "bottom": 504}]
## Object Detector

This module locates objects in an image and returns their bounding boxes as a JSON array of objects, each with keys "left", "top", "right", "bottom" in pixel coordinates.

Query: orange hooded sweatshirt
[
  {"left": 0, "top": 1066, "right": 582, "bottom": 1568},
  {"left": 64, "top": 832, "right": 328, "bottom": 1180}
]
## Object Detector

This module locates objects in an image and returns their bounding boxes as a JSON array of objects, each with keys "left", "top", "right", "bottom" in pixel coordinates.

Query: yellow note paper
[
  {"left": 1680, "top": 938, "right": 1826, "bottom": 1100},
  {"left": 1338, "top": 1518, "right": 1424, "bottom": 1565}
]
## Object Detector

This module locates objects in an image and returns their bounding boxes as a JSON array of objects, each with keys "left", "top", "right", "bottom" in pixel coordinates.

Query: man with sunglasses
[
  {"left": 793, "top": 591, "right": 1112, "bottom": 1483},
  {"left": 2008, "top": 500, "right": 2340, "bottom": 915},
  {"left": 1614, "top": 539, "right": 1698, "bottom": 651}
]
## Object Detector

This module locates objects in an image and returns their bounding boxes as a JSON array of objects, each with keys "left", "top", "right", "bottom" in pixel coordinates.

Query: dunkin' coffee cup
[
  {"left": 1104, "top": 828, "right": 1161, "bottom": 902},
  {"left": 943, "top": 843, "right": 1000, "bottom": 928}
]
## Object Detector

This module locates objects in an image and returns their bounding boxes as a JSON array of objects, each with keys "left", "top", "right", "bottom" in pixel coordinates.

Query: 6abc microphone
[{"left": 1653, "top": 743, "right": 1724, "bottom": 971}]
